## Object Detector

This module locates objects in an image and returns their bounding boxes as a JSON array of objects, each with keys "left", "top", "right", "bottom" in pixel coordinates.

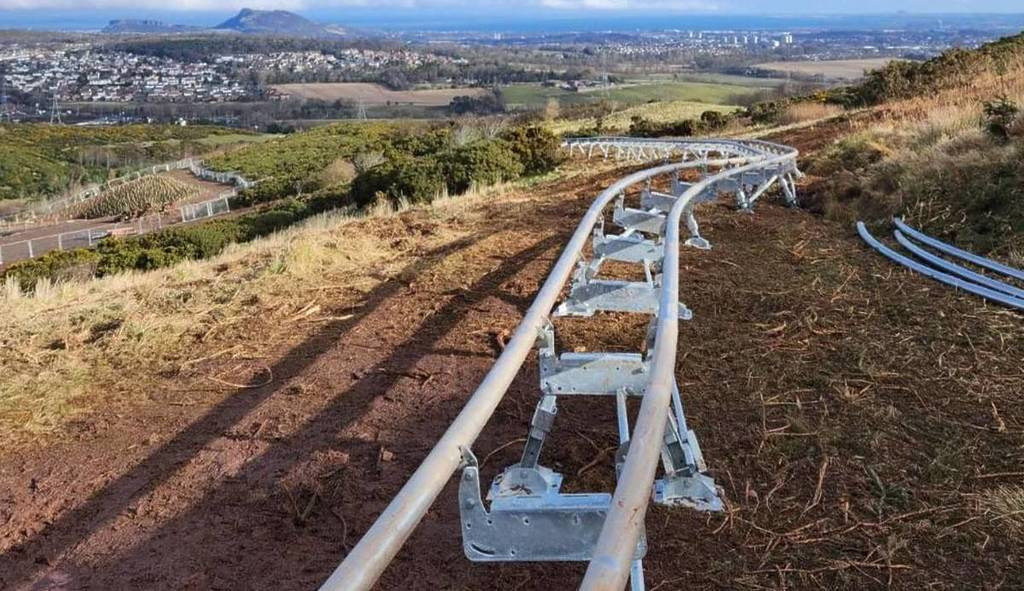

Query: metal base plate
[
  {"left": 555, "top": 279, "right": 693, "bottom": 319},
  {"left": 460, "top": 464, "right": 647, "bottom": 562}
]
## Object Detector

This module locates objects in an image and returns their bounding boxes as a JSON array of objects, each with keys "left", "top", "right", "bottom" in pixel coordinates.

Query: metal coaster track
[{"left": 318, "top": 136, "right": 801, "bottom": 591}]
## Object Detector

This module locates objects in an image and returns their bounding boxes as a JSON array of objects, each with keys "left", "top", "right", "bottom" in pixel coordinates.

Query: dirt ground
[
  {"left": 753, "top": 59, "right": 897, "bottom": 81},
  {"left": 271, "top": 83, "right": 489, "bottom": 106},
  {"left": 1, "top": 151, "right": 1023, "bottom": 591}
]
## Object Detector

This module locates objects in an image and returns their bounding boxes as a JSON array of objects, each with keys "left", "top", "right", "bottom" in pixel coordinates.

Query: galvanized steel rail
[
  {"left": 858, "top": 220, "right": 1024, "bottom": 311},
  {"left": 319, "top": 137, "right": 800, "bottom": 591}
]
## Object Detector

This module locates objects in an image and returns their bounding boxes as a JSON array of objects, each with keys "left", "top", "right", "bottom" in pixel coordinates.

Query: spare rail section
[
  {"left": 858, "top": 219, "right": 1024, "bottom": 311},
  {"left": 319, "top": 136, "right": 801, "bottom": 591}
]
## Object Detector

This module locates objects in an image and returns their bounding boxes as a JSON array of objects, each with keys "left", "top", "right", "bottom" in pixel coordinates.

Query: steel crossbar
[{"left": 319, "top": 137, "right": 800, "bottom": 591}]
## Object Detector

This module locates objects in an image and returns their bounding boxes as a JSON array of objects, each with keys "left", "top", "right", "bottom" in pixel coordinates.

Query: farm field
[
  {"left": 546, "top": 99, "right": 742, "bottom": 135},
  {"left": 271, "top": 83, "right": 488, "bottom": 106},
  {"left": 754, "top": 58, "right": 899, "bottom": 80},
  {"left": 500, "top": 80, "right": 773, "bottom": 109}
]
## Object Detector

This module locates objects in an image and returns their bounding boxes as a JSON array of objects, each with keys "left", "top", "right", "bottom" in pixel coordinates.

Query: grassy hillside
[
  {"left": 3, "top": 122, "right": 565, "bottom": 290},
  {"left": 804, "top": 33, "right": 1024, "bottom": 260},
  {"left": 0, "top": 124, "right": 254, "bottom": 201}
]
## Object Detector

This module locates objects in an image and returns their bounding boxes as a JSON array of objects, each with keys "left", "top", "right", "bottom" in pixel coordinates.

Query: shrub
[
  {"left": 440, "top": 140, "right": 525, "bottom": 194},
  {"left": 700, "top": 110, "right": 728, "bottom": 131},
  {"left": 502, "top": 126, "right": 565, "bottom": 175},
  {"left": 628, "top": 116, "right": 702, "bottom": 138},
  {"left": 983, "top": 95, "right": 1020, "bottom": 141},
  {"left": 3, "top": 248, "right": 101, "bottom": 291},
  {"left": 351, "top": 155, "right": 446, "bottom": 206},
  {"left": 747, "top": 100, "right": 786, "bottom": 125}
]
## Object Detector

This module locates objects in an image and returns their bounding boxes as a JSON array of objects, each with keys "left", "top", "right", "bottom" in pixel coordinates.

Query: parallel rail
[{"left": 320, "top": 136, "right": 800, "bottom": 591}]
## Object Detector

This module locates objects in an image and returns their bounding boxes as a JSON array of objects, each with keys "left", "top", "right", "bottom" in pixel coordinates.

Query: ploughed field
[
  {"left": 0, "top": 151, "right": 1021, "bottom": 590},
  {"left": 754, "top": 58, "right": 899, "bottom": 81},
  {"left": 271, "top": 82, "right": 490, "bottom": 106}
]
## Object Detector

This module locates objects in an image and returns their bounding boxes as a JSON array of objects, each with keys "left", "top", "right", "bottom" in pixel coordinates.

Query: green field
[{"left": 499, "top": 80, "right": 774, "bottom": 110}]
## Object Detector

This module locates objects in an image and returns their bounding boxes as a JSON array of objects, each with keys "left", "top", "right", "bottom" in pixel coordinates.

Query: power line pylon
[
  {"left": 0, "top": 74, "right": 12, "bottom": 123},
  {"left": 356, "top": 100, "right": 368, "bottom": 120},
  {"left": 49, "top": 84, "right": 62, "bottom": 125}
]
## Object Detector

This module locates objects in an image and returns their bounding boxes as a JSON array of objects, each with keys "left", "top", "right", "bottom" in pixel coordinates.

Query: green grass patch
[{"left": 500, "top": 81, "right": 770, "bottom": 110}]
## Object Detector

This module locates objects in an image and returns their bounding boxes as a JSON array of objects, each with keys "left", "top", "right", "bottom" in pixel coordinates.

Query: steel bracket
[
  {"left": 556, "top": 277, "right": 692, "bottom": 319},
  {"left": 640, "top": 189, "right": 677, "bottom": 213},
  {"left": 593, "top": 228, "right": 664, "bottom": 264},
  {"left": 653, "top": 472, "right": 723, "bottom": 512},
  {"left": 613, "top": 203, "right": 666, "bottom": 236},
  {"left": 459, "top": 462, "right": 647, "bottom": 562},
  {"left": 538, "top": 324, "right": 651, "bottom": 396}
]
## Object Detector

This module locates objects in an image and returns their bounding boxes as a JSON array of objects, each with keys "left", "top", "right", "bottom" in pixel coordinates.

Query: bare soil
[
  {"left": 753, "top": 59, "right": 897, "bottom": 81},
  {"left": 1, "top": 155, "right": 1022, "bottom": 590},
  {"left": 271, "top": 83, "right": 488, "bottom": 106}
]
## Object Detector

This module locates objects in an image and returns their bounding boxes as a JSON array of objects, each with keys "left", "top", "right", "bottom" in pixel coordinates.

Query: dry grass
[
  {"left": 980, "top": 486, "right": 1024, "bottom": 534},
  {"left": 803, "top": 65, "right": 1024, "bottom": 256},
  {"left": 318, "top": 157, "right": 357, "bottom": 186},
  {"left": 0, "top": 159, "right": 596, "bottom": 449},
  {"left": 778, "top": 102, "right": 844, "bottom": 126}
]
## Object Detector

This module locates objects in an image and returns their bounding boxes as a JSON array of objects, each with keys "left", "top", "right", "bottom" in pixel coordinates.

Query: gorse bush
[
  {"left": 441, "top": 140, "right": 525, "bottom": 195},
  {"left": 627, "top": 109, "right": 735, "bottom": 138},
  {"left": 351, "top": 156, "right": 445, "bottom": 206},
  {"left": 3, "top": 249, "right": 101, "bottom": 291},
  {"left": 352, "top": 125, "right": 563, "bottom": 206},
  {"left": 501, "top": 126, "right": 565, "bottom": 176}
]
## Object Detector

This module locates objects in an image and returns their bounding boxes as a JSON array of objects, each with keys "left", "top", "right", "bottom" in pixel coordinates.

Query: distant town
[
  {"left": 0, "top": 46, "right": 466, "bottom": 106},
  {"left": 0, "top": 10, "right": 1019, "bottom": 125}
]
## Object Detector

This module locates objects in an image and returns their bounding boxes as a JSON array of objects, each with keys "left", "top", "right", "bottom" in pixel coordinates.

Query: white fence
[
  {"left": 0, "top": 158, "right": 200, "bottom": 225},
  {"left": 181, "top": 194, "right": 232, "bottom": 223},
  {"left": 0, "top": 158, "right": 254, "bottom": 227},
  {"left": 0, "top": 160, "right": 253, "bottom": 266},
  {"left": 0, "top": 215, "right": 168, "bottom": 267}
]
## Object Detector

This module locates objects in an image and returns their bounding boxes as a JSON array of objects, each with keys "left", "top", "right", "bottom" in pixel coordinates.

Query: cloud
[{"left": 0, "top": 0, "right": 718, "bottom": 10}]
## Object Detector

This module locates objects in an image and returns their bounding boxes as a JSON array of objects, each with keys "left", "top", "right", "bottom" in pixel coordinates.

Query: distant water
[{"left": 3, "top": 9, "right": 1024, "bottom": 33}]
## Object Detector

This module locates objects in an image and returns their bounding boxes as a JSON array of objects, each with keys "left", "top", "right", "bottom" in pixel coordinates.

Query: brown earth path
[{"left": 1, "top": 161, "right": 1023, "bottom": 590}]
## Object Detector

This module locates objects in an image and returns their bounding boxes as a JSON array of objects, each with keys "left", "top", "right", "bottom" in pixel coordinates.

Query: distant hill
[
  {"left": 102, "top": 19, "right": 201, "bottom": 34},
  {"left": 213, "top": 9, "right": 344, "bottom": 37}
]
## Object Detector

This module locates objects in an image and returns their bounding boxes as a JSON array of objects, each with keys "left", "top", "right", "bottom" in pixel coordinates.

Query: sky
[
  {"left": 2, "top": 0, "right": 1023, "bottom": 33},
  {"left": 2, "top": 0, "right": 1023, "bottom": 12}
]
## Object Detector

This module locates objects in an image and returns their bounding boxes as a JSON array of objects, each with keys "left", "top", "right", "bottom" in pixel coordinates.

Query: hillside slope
[
  {"left": 2, "top": 30, "right": 1024, "bottom": 591},
  {"left": 1, "top": 149, "right": 1022, "bottom": 589},
  {"left": 214, "top": 9, "right": 342, "bottom": 37}
]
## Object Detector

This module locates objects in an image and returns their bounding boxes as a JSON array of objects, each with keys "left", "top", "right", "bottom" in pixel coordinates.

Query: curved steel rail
[
  {"left": 893, "top": 217, "right": 1024, "bottom": 283},
  {"left": 858, "top": 222, "right": 1024, "bottom": 311},
  {"left": 319, "top": 138, "right": 800, "bottom": 591},
  {"left": 893, "top": 230, "right": 1024, "bottom": 300}
]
